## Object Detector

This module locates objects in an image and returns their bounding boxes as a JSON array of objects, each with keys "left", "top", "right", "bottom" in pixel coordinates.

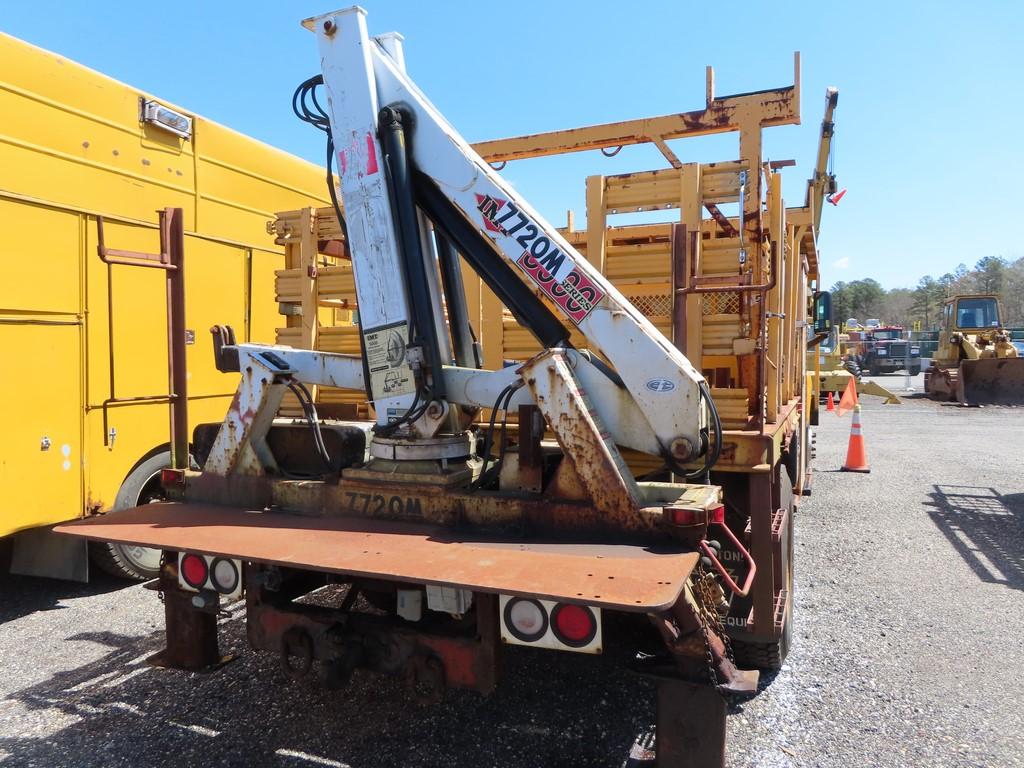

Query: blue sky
[{"left": 4, "top": 1, "right": 1021, "bottom": 290}]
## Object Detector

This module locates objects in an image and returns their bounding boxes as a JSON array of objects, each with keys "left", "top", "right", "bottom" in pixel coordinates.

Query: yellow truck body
[{"left": 0, "top": 33, "right": 327, "bottom": 567}]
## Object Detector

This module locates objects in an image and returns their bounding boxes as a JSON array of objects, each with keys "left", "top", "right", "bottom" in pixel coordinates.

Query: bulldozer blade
[
  {"left": 819, "top": 371, "right": 901, "bottom": 404},
  {"left": 857, "top": 379, "right": 902, "bottom": 405},
  {"left": 957, "top": 358, "right": 1024, "bottom": 405}
]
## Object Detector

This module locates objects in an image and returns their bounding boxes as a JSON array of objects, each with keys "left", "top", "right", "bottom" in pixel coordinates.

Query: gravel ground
[{"left": 1, "top": 395, "right": 1022, "bottom": 767}]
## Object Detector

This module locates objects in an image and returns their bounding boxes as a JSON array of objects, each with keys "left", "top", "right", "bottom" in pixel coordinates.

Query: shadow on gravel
[
  {"left": 0, "top": 615, "right": 670, "bottom": 768},
  {"left": 925, "top": 485, "right": 1024, "bottom": 591},
  {"left": 0, "top": 569, "right": 132, "bottom": 625}
]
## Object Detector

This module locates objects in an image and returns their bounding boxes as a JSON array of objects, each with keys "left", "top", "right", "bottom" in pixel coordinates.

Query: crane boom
[
  {"left": 305, "top": 7, "right": 712, "bottom": 466},
  {"left": 808, "top": 87, "right": 839, "bottom": 234}
]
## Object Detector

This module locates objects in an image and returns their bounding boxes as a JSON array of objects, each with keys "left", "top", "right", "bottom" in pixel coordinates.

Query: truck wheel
[
  {"left": 910, "top": 366, "right": 921, "bottom": 376},
  {"left": 89, "top": 450, "right": 178, "bottom": 581},
  {"left": 732, "top": 612, "right": 793, "bottom": 670}
]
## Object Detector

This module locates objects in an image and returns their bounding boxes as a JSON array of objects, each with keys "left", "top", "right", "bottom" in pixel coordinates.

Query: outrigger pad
[{"left": 56, "top": 502, "right": 699, "bottom": 612}]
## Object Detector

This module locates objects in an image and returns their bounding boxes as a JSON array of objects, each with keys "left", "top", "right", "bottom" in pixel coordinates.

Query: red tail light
[
  {"left": 180, "top": 553, "right": 208, "bottom": 589},
  {"left": 551, "top": 603, "right": 598, "bottom": 647}
]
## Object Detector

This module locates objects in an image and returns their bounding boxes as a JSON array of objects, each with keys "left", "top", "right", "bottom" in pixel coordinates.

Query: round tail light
[
  {"left": 180, "top": 553, "right": 208, "bottom": 589},
  {"left": 503, "top": 597, "right": 548, "bottom": 643},
  {"left": 209, "top": 557, "right": 240, "bottom": 594},
  {"left": 551, "top": 603, "right": 597, "bottom": 647}
]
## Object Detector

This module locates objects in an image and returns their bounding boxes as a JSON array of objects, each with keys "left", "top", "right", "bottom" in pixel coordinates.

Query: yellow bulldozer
[{"left": 925, "top": 294, "right": 1023, "bottom": 405}]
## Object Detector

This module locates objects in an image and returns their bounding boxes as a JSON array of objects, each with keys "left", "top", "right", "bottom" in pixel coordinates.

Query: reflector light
[
  {"left": 209, "top": 557, "right": 240, "bottom": 594},
  {"left": 551, "top": 603, "right": 598, "bottom": 647},
  {"left": 503, "top": 597, "right": 548, "bottom": 643},
  {"left": 709, "top": 504, "right": 725, "bottom": 525},
  {"left": 665, "top": 507, "right": 701, "bottom": 526},
  {"left": 161, "top": 468, "right": 185, "bottom": 487},
  {"left": 180, "top": 553, "right": 208, "bottom": 589}
]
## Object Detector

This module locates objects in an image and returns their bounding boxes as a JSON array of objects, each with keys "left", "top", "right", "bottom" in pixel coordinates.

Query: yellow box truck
[{"left": 0, "top": 33, "right": 328, "bottom": 579}]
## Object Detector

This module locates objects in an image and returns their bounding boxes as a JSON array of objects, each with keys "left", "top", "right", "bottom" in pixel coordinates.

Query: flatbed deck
[{"left": 57, "top": 502, "right": 699, "bottom": 611}]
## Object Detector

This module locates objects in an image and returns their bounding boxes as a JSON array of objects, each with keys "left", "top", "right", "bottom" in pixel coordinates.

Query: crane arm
[
  {"left": 306, "top": 7, "right": 712, "bottom": 465},
  {"left": 808, "top": 87, "right": 839, "bottom": 233}
]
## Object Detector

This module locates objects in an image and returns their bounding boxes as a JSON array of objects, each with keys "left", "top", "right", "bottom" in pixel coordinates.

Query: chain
[
  {"left": 699, "top": 562, "right": 737, "bottom": 665},
  {"left": 156, "top": 551, "right": 168, "bottom": 603},
  {"left": 691, "top": 562, "right": 737, "bottom": 693}
]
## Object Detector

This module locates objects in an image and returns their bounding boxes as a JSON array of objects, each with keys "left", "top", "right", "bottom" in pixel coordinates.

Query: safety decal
[
  {"left": 363, "top": 321, "right": 415, "bottom": 398},
  {"left": 337, "top": 131, "right": 380, "bottom": 178}
]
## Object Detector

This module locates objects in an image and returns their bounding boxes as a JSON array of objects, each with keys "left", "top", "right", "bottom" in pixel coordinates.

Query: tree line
[{"left": 829, "top": 256, "right": 1024, "bottom": 330}]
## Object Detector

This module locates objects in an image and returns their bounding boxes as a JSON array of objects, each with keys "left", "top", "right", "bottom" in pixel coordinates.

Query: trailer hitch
[{"left": 699, "top": 518, "right": 757, "bottom": 598}]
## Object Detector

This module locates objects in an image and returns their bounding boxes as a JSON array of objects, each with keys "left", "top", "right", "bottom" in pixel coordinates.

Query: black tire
[
  {"left": 89, "top": 451, "right": 175, "bottom": 581},
  {"left": 869, "top": 363, "right": 881, "bottom": 376},
  {"left": 732, "top": 612, "right": 793, "bottom": 670},
  {"left": 910, "top": 366, "right": 921, "bottom": 376}
]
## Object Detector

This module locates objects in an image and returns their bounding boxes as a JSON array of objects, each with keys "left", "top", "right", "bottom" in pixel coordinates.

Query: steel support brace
[
  {"left": 748, "top": 473, "right": 776, "bottom": 638},
  {"left": 656, "top": 677, "right": 726, "bottom": 768},
  {"left": 148, "top": 557, "right": 222, "bottom": 671}
]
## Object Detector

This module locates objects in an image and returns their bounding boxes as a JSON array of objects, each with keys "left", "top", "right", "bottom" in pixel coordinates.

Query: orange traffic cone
[
  {"left": 836, "top": 377, "right": 858, "bottom": 416},
  {"left": 826, "top": 391, "right": 835, "bottom": 411},
  {"left": 840, "top": 405, "right": 870, "bottom": 473}
]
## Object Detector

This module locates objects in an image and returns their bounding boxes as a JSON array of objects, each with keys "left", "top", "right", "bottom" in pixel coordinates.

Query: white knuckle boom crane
[{"left": 59, "top": 8, "right": 785, "bottom": 766}]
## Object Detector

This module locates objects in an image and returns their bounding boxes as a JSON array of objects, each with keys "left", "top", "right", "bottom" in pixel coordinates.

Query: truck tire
[
  {"left": 732, "top": 613, "right": 793, "bottom": 670},
  {"left": 910, "top": 365, "right": 921, "bottom": 376},
  {"left": 89, "top": 450, "right": 177, "bottom": 581},
  {"left": 869, "top": 363, "right": 880, "bottom": 376}
]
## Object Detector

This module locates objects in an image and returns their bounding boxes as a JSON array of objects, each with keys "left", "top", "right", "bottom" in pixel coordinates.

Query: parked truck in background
[
  {"left": 0, "top": 32, "right": 328, "bottom": 580},
  {"left": 859, "top": 325, "right": 921, "bottom": 376}
]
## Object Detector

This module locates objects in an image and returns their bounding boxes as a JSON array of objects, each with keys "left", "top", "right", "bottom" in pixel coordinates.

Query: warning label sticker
[{"left": 363, "top": 322, "right": 415, "bottom": 398}]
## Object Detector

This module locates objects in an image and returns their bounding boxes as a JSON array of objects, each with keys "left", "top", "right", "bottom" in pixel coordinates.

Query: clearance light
[
  {"left": 161, "top": 468, "right": 185, "bottom": 488},
  {"left": 709, "top": 504, "right": 725, "bottom": 524},
  {"left": 663, "top": 504, "right": 724, "bottom": 528},
  {"left": 180, "top": 553, "right": 208, "bottom": 590},
  {"left": 141, "top": 99, "right": 193, "bottom": 140}
]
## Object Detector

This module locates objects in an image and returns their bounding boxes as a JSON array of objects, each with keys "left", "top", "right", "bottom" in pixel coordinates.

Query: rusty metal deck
[{"left": 56, "top": 503, "right": 698, "bottom": 611}]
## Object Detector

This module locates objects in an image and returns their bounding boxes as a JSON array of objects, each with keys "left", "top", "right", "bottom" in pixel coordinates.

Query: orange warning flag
[{"left": 836, "top": 377, "right": 858, "bottom": 416}]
